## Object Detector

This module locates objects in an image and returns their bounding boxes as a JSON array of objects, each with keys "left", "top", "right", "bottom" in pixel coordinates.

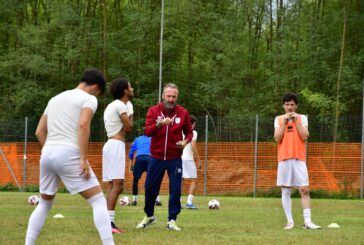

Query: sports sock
[
  {"left": 108, "top": 210, "right": 115, "bottom": 223},
  {"left": 281, "top": 188, "right": 293, "bottom": 223},
  {"left": 133, "top": 195, "right": 137, "bottom": 202},
  {"left": 88, "top": 192, "right": 114, "bottom": 245},
  {"left": 156, "top": 195, "right": 160, "bottom": 202},
  {"left": 25, "top": 198, "right": 54, "bottom": 245},
  {"left": 132, "top": 178, "right": 138, "bottom": 196},
  {"left": 303, "top": 208, "right": 312, "bottom": 224},
  {"left": 187, "top": 194, "right": 194, "bottom": 205}
]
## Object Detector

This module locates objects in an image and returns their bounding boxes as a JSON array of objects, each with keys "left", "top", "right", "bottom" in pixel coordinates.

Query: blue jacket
[{"left": 128, "top": 135, "right": 151, "bottom": 160}]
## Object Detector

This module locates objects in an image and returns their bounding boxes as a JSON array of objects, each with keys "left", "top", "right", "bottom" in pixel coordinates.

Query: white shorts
[
  {"left": 102, "top": 139, "right": 125, "bottom": 181},
  {"left": 40, "top": 145, "right": 100, "bottom": 195},
  {"left": 277, "top": 159, "right": 309, "bottom": 187},
  {"left": 182, "top": 160, "right": 197, "bottom": 179}
]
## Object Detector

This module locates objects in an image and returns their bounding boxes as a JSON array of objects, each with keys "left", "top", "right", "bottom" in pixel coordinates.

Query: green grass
[{"left": 1, "top": 192, "right": 363, "bottom": 245}]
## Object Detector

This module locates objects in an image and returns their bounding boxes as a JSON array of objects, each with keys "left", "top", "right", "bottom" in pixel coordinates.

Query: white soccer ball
[
  {"left": 28, "top": 195, "right": 40, "bottom": 205},
  {"left": 208, "top": 199, "right": 220, "bottom": 209},
  {"left": 119, "top": 196, "right": 131, "bottom": 206}
]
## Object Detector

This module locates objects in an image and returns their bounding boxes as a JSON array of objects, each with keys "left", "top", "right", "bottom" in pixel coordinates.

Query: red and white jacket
[{"left": 145, "top": 102, "right": 193, "bottom": 160}]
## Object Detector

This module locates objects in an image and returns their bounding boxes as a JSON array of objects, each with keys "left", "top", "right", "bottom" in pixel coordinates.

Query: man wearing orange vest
[{"left": 274, "top": 93, "right": 321, "bottom": 230}]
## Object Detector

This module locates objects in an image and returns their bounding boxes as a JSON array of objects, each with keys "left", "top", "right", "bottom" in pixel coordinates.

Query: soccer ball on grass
[
  {"left": 28, "top": 195, "right": 40, "bottom": 205},
  {"left": 208, "top": 199, "right": 220, "bottom": 209},
  {"left": 119, "top": 196, "right": 131, "bottom": 206}
]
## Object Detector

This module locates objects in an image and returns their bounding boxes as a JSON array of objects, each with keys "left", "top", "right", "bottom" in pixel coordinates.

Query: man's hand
[
  {"left": 176, "top": 140, "right": 187, "bottom": 149},
  {"left": 129, "top": 160, "right": 134, "bottom": 172},
  {"left": 289, "top": 112, "right": 298, "bottom": 122},
  {"left": 157, "top": 117, "right": 173, "bottom": 127},
  {"left": 80, "top": 158, "right": 91, "bottom": 180},
  {"left": 283, "top": 113, "right": 291, "bottom": 123}
]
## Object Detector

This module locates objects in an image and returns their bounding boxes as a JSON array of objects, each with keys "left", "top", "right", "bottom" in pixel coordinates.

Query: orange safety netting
[{"left": 0, "top": 142, "right": 361, "bottom": 194}]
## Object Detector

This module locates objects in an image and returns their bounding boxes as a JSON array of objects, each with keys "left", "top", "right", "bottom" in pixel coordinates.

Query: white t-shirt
[
  {"left": 274, "top": 114, "right": 308, "bottom": 129},
  {"left": 104, "top": 100, "right": 133, "bottom": 138},
  {"left": 44, "top": 89, "right": 98, "bottom": 149},
  {"left": 182, "top": 130, "right": 198, "bottom": 161}
]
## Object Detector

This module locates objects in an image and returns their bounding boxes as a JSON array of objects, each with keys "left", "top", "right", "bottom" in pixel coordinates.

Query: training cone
[
  {"left": 328, "top": 223, "right": 340, "bottom": 228},
  {"left": 53, "top": 214, "right": 64, "bottom": 219}
]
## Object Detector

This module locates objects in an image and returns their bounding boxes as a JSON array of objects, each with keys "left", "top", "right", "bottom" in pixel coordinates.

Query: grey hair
[{"left": 163, "top": 83, "right": 178, "bottom": 94}]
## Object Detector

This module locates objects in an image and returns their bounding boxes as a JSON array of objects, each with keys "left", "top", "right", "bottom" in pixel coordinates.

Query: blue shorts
[{"left": 133, "top": 155, "right": 150, "bottom": 179}]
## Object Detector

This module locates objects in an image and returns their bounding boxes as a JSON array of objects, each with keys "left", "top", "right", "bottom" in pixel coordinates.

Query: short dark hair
[
  {"left": 110, "top": 78, "right": 129, "bottom": 100},
  {"left": 190, "top": 115, "right": 197, "bottom": 125},
  {"left": 80, "top": 68, "right": 106, "bottom": 95},
  {"left": 282, "top": 92, "right": 298, "bottom": 105}
]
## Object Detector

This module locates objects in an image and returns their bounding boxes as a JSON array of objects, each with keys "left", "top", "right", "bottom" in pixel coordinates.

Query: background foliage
[{"left": 0, "top": 0, "right": 363, "bottom": 141}]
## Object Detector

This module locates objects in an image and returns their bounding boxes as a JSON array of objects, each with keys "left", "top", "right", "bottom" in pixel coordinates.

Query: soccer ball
[
  {"left": 208, "top": 199, "right": 220, "bottom": 209},
  {"left": 28, "top": 195, "right": 40, "bottom": 205},
  {"left": 119, "top": 196, "right": 131, "bottom": 206}
]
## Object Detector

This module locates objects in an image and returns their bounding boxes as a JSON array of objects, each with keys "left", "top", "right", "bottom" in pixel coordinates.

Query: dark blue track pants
[{"left": 144, "top": 157, "right": 182, "bottom": 221}]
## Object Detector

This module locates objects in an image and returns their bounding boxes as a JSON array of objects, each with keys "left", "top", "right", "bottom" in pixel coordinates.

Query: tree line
[{"left": 0, "top": 0, "right": 363, "bottom": 141}]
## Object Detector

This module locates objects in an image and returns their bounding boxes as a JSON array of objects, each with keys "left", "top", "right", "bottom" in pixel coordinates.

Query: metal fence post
[
  {"left": 305, "top": 115, "right": 309, "bottom": 163},
  {"left": 23, "top": 117, "right": 28, "bottom": 191},
  {"left": 253, "top": 114, "right": 259, "bottom": 197},
  {"left": 204, "top": 115, "right": 208, "bottom": 196},
  {"left": 361, "top": 78, "right": 364, "bottom": 199}
]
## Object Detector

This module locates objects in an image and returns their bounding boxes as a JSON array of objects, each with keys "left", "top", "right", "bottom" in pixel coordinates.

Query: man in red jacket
[{"left": 136, "top": 83, "right": 193, "bottom": 231}]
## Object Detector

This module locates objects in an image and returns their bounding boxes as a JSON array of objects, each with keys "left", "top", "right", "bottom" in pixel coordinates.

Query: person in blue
[{"left": 128, "top": 131, "right": 162, "bottom": 206}]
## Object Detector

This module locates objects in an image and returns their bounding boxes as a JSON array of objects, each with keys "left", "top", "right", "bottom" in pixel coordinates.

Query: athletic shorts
[
  {"left": 40, "top": 145, "right": 100, "bottom": 195},
  {"left": 277, "top": 159, "right": 309, "bottom": 187},
  {"left": 133, "top": 155, "right": 149, "bottom": 179},
  {"left": 102, "top": 139, "right": 125, "bottom": 181},
  {"left": 182, "top": 160, "right": 197, "bottom": 179}
]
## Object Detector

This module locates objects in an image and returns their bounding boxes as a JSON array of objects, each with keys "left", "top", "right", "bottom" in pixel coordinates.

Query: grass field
[{"left": 1, "top": 192, "right": 363, "bottom": 245}]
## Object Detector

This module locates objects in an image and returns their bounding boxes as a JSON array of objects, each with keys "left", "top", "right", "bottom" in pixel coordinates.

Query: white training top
[
  {"left": 274, "top": 114, "right": 308, "bottom": 129},
  {"left": 104, "top": 100, "right": 133, "bottom": 138},
  {"left": 44, "top": 89, "right": 98, "bottom": 149},
  {"left": 182, "top": 130, "right": 198, "bottom": 161}
]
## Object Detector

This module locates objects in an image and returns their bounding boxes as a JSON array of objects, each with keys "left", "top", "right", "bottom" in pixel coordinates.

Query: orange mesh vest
[{"left": 277, "top": 114, "right": 306, "bottom": 161}]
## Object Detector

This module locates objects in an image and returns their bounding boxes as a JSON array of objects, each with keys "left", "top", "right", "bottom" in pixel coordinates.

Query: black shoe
[
  {"left": 131, "top": 201, "right": 137, "bottom": 206},
  {"left": 155, "top": 201, "right": 163, "bottom": 206}
]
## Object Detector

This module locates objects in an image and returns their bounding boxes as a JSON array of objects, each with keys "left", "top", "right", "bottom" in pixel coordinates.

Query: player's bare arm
[
  {"left": 78, "top": 107, "right": 94, "bottom": 180},
  {"left": 191, "top": 140, "right": 201, "bottom": 168},
  {"left": 120, "top": 112, "right": 133, "bottom": 133},
  {"left": 35, "top": 115, "right": 48, "bottom": 146},
  {"left": 274, "top": 118, "right": 288, "bottom": 144},
  {"left": 296, "top": 122, "right": 309, "bottom": 141}
]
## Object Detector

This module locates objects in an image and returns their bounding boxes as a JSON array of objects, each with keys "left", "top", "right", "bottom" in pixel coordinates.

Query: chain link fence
[{"left": 0, "top": 114, "right": 363, "bottom": 197}]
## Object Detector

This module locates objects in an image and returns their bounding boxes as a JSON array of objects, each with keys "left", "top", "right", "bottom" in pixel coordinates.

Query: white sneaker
[
  {"left": 167, "top": 220, "right": 181, "bottom": 231},
  {"left": 284, "top": 222, "right": 294, "bottom": 230},
  {"left": 304, "top": 222, "right": 321, "bottom": 229},
  {"left": 136, "top": 216, "right": 157, "bottom": 229}
]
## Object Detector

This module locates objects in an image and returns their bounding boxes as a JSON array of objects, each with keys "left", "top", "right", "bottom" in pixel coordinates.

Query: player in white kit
[
  {"left": 182, "top": 115, "right": 201, "bottom": 209},
  {"left": 103, "top": 78, "right": 134, "bottom": 233},
  {"left": 25, "top": 68, "right": 114, "bottom": 245}
]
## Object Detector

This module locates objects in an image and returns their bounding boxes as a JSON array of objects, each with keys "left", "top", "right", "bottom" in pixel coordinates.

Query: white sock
[
  {"left": 156, "top": 195, "right": 160, "bottom": 202},
  {"left": 25, "top": 198, "right": 54, "bottom": 245},
  {"left": 88, "top": 193, "right": 114, "bottom": 245},
  {"left": 187, "top": 195, "right": 194, "bottom": 205},
  {"left": 108, "top": 210, "right": 115, "bottom": 223},
  {"left": 281, "top": 188, "right": 293, "bottom": 223},
  {"left": 133, "top": 195, "right": 137, "bottom": 202},
  {"left": 303, "top": 208, "right": 312, "bottom": 224}
]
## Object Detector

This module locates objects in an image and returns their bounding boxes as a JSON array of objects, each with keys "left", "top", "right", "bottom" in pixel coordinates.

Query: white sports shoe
[
  {"left": 136, "top": 216, "right": 157, "bottom": 229},
  {"left": 167, "top": 220, "right": 181, "bottom": 231},
  {"left": 284, "top": 222, "right": 294, "bottom": 230},
  {"left": 304, "top": 222, "right": 321, "bottom": 229}
]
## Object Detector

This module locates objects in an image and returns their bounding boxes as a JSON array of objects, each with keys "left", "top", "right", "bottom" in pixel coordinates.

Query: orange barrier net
[{"left": 0, "top": 142, "right": 361, "bottom": 194}]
